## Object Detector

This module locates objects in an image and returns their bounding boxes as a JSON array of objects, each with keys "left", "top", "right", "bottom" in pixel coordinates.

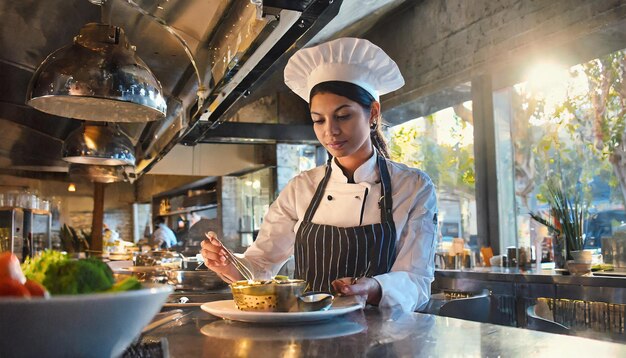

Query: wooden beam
[{"left": 90, "top": 182, "right": 105, "bottom": 254}]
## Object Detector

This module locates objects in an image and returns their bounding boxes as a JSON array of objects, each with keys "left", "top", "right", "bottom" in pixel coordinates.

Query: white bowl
[{"left": 0, "top": 284, "right": 173, "bottom": 358}]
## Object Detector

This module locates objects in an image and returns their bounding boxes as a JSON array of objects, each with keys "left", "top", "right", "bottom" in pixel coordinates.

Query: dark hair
[
  {"left": 155, "top": 216, "right": 165, "bottom": 225},
  {"left": 309, "top": 81, "right": 389, "bottom": 158}
]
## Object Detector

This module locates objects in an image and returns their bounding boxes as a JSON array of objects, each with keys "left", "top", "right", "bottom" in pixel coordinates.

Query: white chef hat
[{"left": 284, "top": 37, "right": 404, "bottom": 102}]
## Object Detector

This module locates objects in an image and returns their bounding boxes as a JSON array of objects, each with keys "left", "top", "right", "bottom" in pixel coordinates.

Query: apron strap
[
  {"left": 377, "top": 154, "right": 394, "bottom": 223},
  {"left": 302, "top": 159, "right": 333, "bottom": 223}
]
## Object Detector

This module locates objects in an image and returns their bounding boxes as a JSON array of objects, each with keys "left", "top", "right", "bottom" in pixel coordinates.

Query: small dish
[
  {"left": 567, "top": 260, "right": 592, "bottom": 276},
  {"left": 298, "top": 292, "right": 334, "bottom": 312}
]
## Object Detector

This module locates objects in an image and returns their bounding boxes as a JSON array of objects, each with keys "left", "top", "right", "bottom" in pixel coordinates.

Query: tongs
[{"left": 204, "top": 233, "right": 255, "bottom": 282}]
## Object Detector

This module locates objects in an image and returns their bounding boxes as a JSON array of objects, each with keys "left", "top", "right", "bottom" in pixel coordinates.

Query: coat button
[{"left": 327, "top": 195, "right": 333, "bottom": 201}]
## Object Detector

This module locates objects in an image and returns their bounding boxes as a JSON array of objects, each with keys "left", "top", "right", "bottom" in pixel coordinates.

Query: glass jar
[{"left": 40, "top": 199, "right": 51, "bottom": 212}]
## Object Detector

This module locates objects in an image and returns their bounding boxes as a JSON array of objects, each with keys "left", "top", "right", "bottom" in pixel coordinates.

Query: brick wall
[{"left": 69, "top": 206, "right": 133, "bottom": 243}]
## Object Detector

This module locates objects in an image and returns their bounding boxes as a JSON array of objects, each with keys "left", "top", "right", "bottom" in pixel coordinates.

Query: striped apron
[{"left": 294, "top": 154, "right": 397, "bottom": 293}]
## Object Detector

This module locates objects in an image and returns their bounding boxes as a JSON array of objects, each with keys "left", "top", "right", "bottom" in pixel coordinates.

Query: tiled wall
[{"left": 69, "top": 206, "right": 133, "bottom": 242}]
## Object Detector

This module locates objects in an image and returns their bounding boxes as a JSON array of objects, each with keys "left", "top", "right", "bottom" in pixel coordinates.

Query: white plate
[{"left": 201, "top": 298, "right": 363, "bottom": 323}]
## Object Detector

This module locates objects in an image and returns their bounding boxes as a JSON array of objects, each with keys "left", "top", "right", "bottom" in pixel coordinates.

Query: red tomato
[
  {"left": 24, "top": 279, "right": 49, "bottom": 298},
  {"left": 0, "top": 278, "right": 31, "bottom": 297},
  {"left": 0, "top": 252, "right": 26, "bottom": 284}
]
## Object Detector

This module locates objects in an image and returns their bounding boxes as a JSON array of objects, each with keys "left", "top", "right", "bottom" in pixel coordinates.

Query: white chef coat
[{"left": 243, "top": 151, "right": 438, "bottom": 312}]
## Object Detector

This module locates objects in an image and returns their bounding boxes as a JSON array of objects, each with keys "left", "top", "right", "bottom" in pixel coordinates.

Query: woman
[{"left": 201, "top": 38, "right": 437, "bottom": 312}]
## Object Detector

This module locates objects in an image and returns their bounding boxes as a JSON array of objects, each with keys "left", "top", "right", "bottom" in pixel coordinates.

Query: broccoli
[
  {"left": 42, "top": 258, "right": 115, "bottom": 295},
  {"left": 23, "top": 251, "right": 142, "bottom": 295}
]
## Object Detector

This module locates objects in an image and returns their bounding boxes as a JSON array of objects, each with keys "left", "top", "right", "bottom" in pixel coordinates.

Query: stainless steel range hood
[{"left": 0, "top": 0, "right": 343, "bottom": 178}]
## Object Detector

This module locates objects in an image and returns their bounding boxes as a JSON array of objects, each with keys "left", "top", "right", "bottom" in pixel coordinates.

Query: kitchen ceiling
[{"left": 0, "top": 0, "right": 407, "bottom": 180}]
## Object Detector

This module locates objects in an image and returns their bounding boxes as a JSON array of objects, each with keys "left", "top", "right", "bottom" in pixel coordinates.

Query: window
[
  {"left": 386, "top": 102, "right": 478, "bottom": 249},
  {"left": 495, "top": 48, "right": 626, "bottom": 255}
]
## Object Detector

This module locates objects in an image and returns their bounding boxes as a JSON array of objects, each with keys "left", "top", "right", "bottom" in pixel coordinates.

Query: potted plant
[
  {"left": 59, "top": 224, "right": 90, "bottom": 256},
  {"left": 529, "top": 180, "right": 585, "bottom": 266}
]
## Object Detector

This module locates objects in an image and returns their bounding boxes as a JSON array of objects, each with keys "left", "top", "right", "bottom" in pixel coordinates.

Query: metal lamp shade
[
  {"left": 26, "top": 23, "right": 166, "bottom": 122},
  {"left": 68, "top": 163, "right": 134, "bottom": 183},
  {"left": 62, "top": 124, "right": 135, "bottom": 166}
]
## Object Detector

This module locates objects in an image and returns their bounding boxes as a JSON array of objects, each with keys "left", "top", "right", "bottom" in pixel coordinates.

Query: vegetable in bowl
[
  {"left": 1, "top": 251, "right": 171, "bottom": 357},
  {"left": 0, "top": 252, "right": 48, "bottom": 298},
  {"left": 2, "top": 250, "right": 141, "bottom": 298}
]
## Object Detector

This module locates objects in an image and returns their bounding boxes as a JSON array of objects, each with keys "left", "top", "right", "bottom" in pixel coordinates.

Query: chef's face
[{"left": 310, "top": 92, "right": 378, "bottom": 159}]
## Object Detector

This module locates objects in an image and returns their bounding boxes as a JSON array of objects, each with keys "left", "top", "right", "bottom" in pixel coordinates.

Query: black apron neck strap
[
  {"left": 302, "top": 161, "right": 333, "bottom": 223},
  {"left": 377, "top": 154, "right": 394, "bottom": 223}
]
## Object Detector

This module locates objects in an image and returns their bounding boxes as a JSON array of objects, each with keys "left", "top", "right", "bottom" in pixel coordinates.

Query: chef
[{"left": 201, "top": 37, "right": 438, "bottom": 312}]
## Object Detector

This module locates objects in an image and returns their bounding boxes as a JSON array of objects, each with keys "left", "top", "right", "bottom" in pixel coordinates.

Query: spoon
[{"left": 297, "top": 292, "right": 334, "bottom": 312}]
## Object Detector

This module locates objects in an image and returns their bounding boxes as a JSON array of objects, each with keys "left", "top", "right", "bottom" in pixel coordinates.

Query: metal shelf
[
  {"left": 0, "top": 207, "right": 50, "bottom": 215},
  {"left": 158, "top": 203, "right": 218, "bottom": 216}
]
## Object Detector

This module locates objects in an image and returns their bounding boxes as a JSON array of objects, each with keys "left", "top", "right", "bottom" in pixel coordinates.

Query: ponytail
[{"left": 370, "top": 120, "right": 389, "bottom": 158}]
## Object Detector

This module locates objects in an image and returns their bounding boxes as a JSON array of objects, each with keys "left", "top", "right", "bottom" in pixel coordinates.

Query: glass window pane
[
  {"left": 496, "top": 48, "right": 626, "bottom": 263},
  {"left": 386, "top": 102, "right": 478, "bottom": 251}
]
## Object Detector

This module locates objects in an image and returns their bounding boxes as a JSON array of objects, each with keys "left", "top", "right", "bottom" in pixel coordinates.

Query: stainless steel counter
[
  {"left": 146, "top": 304, "right": 626, "bottom": 357},
  {"left": 433, "top": 267, "right": 626, "bottom": 337},
  {"left": 436, "top": 267, "right": 626, "bottom": 288}
]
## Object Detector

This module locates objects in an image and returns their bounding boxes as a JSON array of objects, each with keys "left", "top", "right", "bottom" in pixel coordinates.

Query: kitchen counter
[
  {"left": 433, "top": 267, "right": 626, "bottom": 334},
  {"left": 436, "top": 267, "right": 626, "bottom": 287},
  {"left": 434, "top": 267, "right": 626, "bottom": 305},
  {"left": 145, "top": 303, "right": 626, "bottom": 357}
]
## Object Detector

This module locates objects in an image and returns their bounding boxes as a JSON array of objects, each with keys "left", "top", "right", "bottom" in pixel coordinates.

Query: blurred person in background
[
  {"left": 153, "top": 217, "right": 177, "bottom": 249},
  {"left": 181, "top": 210, "right": 213, "bottom": 255}
]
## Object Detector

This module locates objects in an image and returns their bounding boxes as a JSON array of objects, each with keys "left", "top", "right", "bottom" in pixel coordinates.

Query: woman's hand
[
  {"left": 200, "top": 231, "right": 242, "bottom": 282},
  {"left": 331, "top": 277, "right": 382, "bottom": 305}
]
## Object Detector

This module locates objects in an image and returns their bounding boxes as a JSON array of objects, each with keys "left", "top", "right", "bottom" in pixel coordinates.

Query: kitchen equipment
[
  {"left": 298, "top": 292, "right": 334, "bottom": 312},
  {"left": 167, "top": 269, "right": 228, "bottom": 291},
  {"left": 23, "top": 208, "right": 51, "bottom": 258},
  {"left": 601, "top": 235, "right": 626, "bottom": 268},
  {"left": 62, "top": 123, "right": 136, "bottom": 166},
  {"left": 27, "top": 22, "right": 166, "bottom": 123},
  {"left": 0, "top": 208, "right": 25, "bottom": 262},
  {"left": 435, "top": 252, "right": 472, "bottom": 269},
  {"left": 116, "top": 266, "right": 170, "bottom": 284},
  {"left": 0, "top": 283, "right": 172, "bottom": 358},
  {"left": 69, "top": 163, "right": 135, "bottom": 184},
  {"left": 230, "top": 279, "right": 307, "bottom": 312},
  {"left": 135, "top": 250, "right": 182, "bottom": 267}
]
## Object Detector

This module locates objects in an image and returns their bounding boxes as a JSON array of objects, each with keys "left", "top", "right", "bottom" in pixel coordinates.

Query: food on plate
[{"left": 230, "top": 279, "right": 307, "bottom": 312}]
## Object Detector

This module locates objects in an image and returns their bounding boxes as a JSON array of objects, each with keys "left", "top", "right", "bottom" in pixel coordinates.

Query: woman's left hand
[{"left": 331, "top": 277, "right": 382, "bottom": 305}]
